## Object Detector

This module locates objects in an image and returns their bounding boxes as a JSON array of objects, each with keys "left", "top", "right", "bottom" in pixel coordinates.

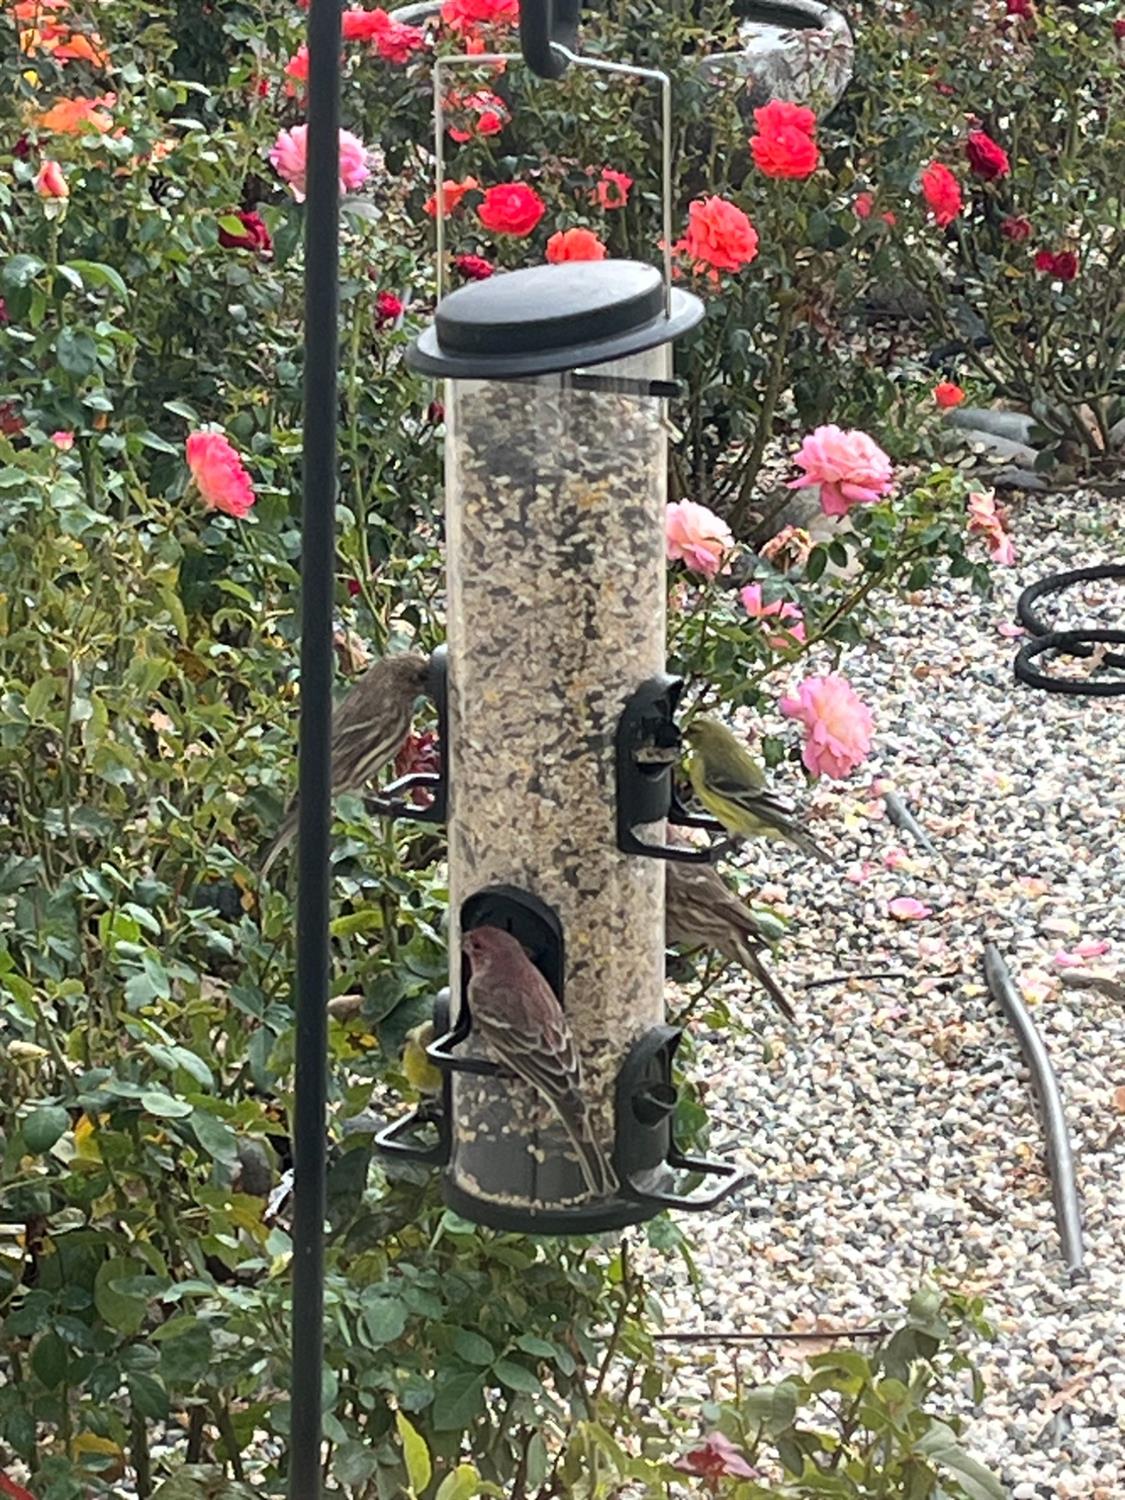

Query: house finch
[
  {"left": 260, "top": 651, "right": 431, "bottom": 878},
  {"left": 684, "top": 717, "right": 830, "bottom": 863},
  {"left": 463, "top": 926, "right": 618, "bottom": 1199},
  {"left": 664, "top": 840, "right": 795, "bottom": 1023}
]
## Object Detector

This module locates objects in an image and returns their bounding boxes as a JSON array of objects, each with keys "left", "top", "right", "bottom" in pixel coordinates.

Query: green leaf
[
  {"left": 436, "top": 1466, "right": 482, "bottom": 1500},
  {"left": 65, "top": 259, "right": 128, "bottom": 297},
  {"left": 742, "top": 1379, "right": 799, "bottom": 1434},
  {"left": 55, "top": 329, "right": 100, "bottom": 378},
  {"left": 140, "top": 1090, "right": 194, "bottom": 1119},
  {"left": 31, "top": 1330, "right": 69, "bottom": 1387},
  {"left": 514, "top": 1334, "right": 557, "bottom": 1360},
  {"left": 492, "top": 1358, "right": 542, "bottom": 1395},
  {"left": 453, "top": 1329, "right": 495, "bottom": 1366},
  {"left": 432, "top": 1369, "right": 486, "bottom": 1431},
  {"left": 362, "top": 1294, "right": 408, "bottom": 1345},
  {"left": 128, "top": 1371, "right": 170, "bottom": 1421},
  {"left": 917, "top": 1421, "right": 1005, "bottom": 1500},
  {"left": 805, "top": 545, "right": 828, "bottom": 583},
  {"left": 159, "top": 1321, "right": 215, "bottom": 1386},
  {"left": 396, "top": 1411, "right": 432, "bottom": 1495},
  {"left": 189, "top": 1108, "right": 238, "bottom": 1166},
  {"left": 23, "top": 1104, "right": 70, "bottom": 1154},
  {"left": 3, "top": 255, "right": 45, "bottom": 289},
  {"left": 95, "top": 1257, "right": 149, "bottom": 1335}
]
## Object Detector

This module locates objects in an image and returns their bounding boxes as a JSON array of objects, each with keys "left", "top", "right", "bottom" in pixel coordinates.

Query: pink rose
[
  {"left": 780, "top": 673, "right": 873, "bottom": 779},
  {"left": 34, "top": 160, "right": 69, "bottom": 199},
  {"left": 268, "top": 124, "right": 371, "bottom": 202},
  {"left": 787, "top": 424, "right": 894, "bottom": 516},
  {"left": 740, "top": 583, "right": 806, "bottom": 648},
  {"left": 50, "top": 430, "right": 75, "bottom": 450},
  {"left": 966, "top": 489, "right": 1016, "bottom": 565},
  {"left": 185, "top": 429, "right": 256, "bottom": 519},
  {"left": 665, "top": 499, "right": 733, "bottom": 578}
]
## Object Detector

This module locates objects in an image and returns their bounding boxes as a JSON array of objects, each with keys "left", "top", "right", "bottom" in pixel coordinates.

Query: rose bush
[{"left": 0, "top": 0, "right": 1085, "bottom": 1491}]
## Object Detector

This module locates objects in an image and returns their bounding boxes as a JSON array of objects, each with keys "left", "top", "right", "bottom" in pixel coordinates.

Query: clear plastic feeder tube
[{"left": 446, "top": 349, "right": 670, "bottom": 1213}]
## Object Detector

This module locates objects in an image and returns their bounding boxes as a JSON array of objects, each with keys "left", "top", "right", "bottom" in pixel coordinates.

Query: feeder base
[{"left": 440, "top": 1179, "right": 661, "bottom": 1236}]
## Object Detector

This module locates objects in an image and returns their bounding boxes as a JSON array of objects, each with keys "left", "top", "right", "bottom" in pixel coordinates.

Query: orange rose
[{"left": 546, "top": 227, "right": 607, "bottom": 263}]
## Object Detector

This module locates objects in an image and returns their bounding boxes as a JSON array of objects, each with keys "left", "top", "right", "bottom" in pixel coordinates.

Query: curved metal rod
[{"left": 982, "top": 943, "right": 1085, "bottom": 1272}]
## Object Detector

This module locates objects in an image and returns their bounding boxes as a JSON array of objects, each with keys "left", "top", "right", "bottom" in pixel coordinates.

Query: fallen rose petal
[
  {"left": 996, "top": 621, "right": 1025, "bottom": 638},
  {"left": 889, "top": 897, "right": 932, "bottom": 921},
  {"left": 845, "top": 861, "right": 878, "bottom": 884},
  {"left": 884, "top": 847, "right": 910, "bottom": 870}
]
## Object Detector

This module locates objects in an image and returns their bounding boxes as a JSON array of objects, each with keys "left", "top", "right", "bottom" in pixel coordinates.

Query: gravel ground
[{"left": 645, "top": 488, "right": 1125, "bottom": 1498}]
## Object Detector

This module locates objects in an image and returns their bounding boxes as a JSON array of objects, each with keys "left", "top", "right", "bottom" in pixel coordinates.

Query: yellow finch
[
  {"left": 260, "top": 651, "right": 431, "bottom": 878},
  {"left": 665, "top": 849, "right": 795, "bottom": 1023},
  {"left": 402, "top": 1021, "right": 443, "bottom": 1097},
  {"left": 684, "top": 717, "right": 831, "bottom": 864},
  {"left": 463, "top": 926, "right": 617, "bottom": 1198}
]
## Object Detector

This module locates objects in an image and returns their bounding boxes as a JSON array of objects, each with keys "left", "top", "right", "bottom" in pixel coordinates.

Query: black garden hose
[{"left": 1014, "top": 564, "right": 1125, "bottom": 695}]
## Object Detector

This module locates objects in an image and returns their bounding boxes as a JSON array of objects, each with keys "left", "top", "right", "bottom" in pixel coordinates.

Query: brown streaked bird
[
  {"left": 664, "top": 836, "right": 796, "bottom": 1024},
  {"left": 260, "top": 651, "right": 431, "bottom": 879},
  {"left": 462, "top": 925, "right": 618, "bottom": 1198}
]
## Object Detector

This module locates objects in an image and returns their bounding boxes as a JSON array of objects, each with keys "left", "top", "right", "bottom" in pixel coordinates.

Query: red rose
[
  {"left": 1006, "top": 0, "right": 1033, "bottom": 14},
  {"left": 920, "top": 162, "right": 962, "bottom": 227},
  {"left": 672, "top": 196, "right": 759, "bottom": 281},
  {"left": 219, "top": 209, "right": 272, "bottom": 253},
  {"left": 371, "top": 13, "right": 427, "bottom": 62},
  {"left": 546, "top": 227, "right": 607, "bottom": 263},
  {"left": 341, "top": 7, "right": 384, "bottom": 39},
  {"left": 854, "top": 191, "right": 874, "bottom": 219},
  {"left": 441, "top": 0, "right": 518, "bottom": 34},
  {"left": 375, "top": 290, "right": 404, "bottom": 325},
  {"left": 426, "top": 400, "right": 445, "bottom": 424},
  {"left": 1035, "top": 249, "right": 1078, "bottom": 281},
  {"left": 591, "top": 167, "right": 632, "bottom": 210},
  {"left": 0, "top": 298, "right": 7, "bottom": 324},
  {"left": 933, "top": 381, "right": 965, "bottom": 408},
  {"left": 1001, "top": 215, "right": 1032, "bottom": 241},
  {"left": 966, "top": 129, "right": 1010, "bottom": 181},
  {"left": 749, "top": 99, "right": 819, "bottom": 180},
  {"left": 284, "top": 45, "right": 308, "bottom": 96},
  {"left": 477, "top": 182, "right": 545, "bottom": 237},
  {"left": 453, "top": 252, "right": 494, "bottom": 279},
  {"left": 1114, "top": 16, "right": 1125, "bottom": 37},
  {"left": 0, "top": 401, "right": 24, "bottom": 437}
]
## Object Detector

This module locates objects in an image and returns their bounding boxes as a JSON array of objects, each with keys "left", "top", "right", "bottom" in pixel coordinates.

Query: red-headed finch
[{"left": 462, "top": 925, "right": 618, "bottom": 1198}]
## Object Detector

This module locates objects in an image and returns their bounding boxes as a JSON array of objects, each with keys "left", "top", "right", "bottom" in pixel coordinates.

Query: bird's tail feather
[
  {"left": 556, "top": 1098, "right": 618, "bottom": 1198},
  {"left": 735, "top": 939, "right": 797, "bottom": 1025},
  {"left": 784, "top": 825, "right": 834, "bottom": 866},
  {"left": 259, "top": 811, "right": 297, "bottom": 880}
]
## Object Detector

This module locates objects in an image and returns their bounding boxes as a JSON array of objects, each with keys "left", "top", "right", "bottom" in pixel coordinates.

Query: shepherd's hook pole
[{"left": 291, "top": 0, "right": 340, "bottom": 1493}]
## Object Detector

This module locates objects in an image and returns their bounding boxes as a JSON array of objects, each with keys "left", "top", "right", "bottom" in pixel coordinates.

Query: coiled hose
[{"left": 1014, "top": 563, "right": 1125, "bottom": 696}]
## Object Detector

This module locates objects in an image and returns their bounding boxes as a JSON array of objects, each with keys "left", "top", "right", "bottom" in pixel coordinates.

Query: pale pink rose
[
  {"left": 779, "top": 673, "right": 873, "bottom": 779},
  {"left": 787, "top": 424, "right": 894, "bottom": 517},
  {"left": 665, "top": 499, "right": 733, "bottom": 578},
  {"left": 35, "top": 160, "right": 69, "bottom": 199},
  {"left": 740, "top": 583, "right": 806, "bottom": 648},
  {"left": 269, "top": 124, "right": 371, "bottom": 202},
  {"left": 888, "top": 896, "right": 932, "bottom": 921},
  {"left": 50, "top": 430, "right": 74, "bottom": 450},
  {"left": 185, "top": 429, "right": 256, "bottom": 518}
]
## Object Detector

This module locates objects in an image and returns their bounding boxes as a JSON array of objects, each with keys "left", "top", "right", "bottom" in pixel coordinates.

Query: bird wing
[{"left": 470, "top": 969, "right": 585, "bottom": 1101}]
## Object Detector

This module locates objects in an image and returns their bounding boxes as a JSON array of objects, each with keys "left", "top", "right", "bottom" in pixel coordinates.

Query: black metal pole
[{"left": 291, "top": 0, "right": 340, "bottom": 1493}]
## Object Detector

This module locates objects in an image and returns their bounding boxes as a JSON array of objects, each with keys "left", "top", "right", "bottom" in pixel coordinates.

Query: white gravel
[{"left": 645, "top": 488, "right": 1125, "bottom": 1498}]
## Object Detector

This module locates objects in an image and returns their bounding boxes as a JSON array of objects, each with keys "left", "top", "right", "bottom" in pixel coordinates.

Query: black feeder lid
[{"left": 407, "top": 259, "right": 704, "bottom": 380}]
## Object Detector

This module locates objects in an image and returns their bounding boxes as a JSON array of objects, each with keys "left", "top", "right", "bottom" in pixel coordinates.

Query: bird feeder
[{"left": 376, "top": 33, "right": 749, "bottom": 1233}]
